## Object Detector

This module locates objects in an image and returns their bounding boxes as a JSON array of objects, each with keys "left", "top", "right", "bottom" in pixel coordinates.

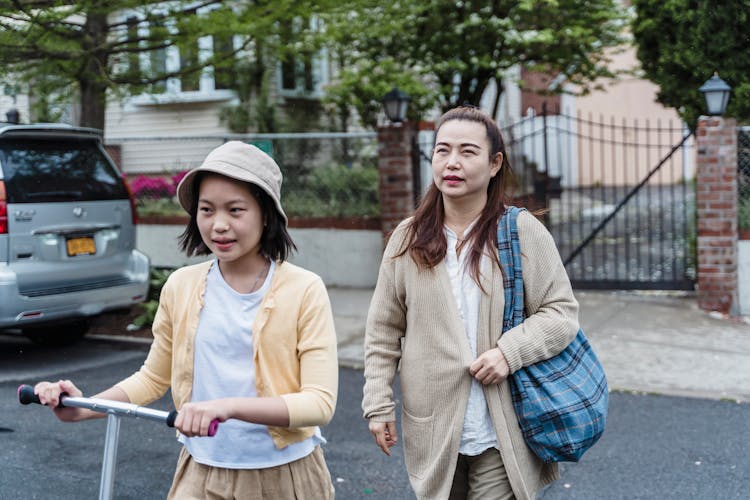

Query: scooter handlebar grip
[
  {"left": 17, "top": 385, "right": 40, "bottom": 405},
  {"left": 165, "top": 411, "right": 218, "bottom": 437},
  {"left": 17, "top": 384, "right": 67, "bottom": 408},
  {"left": 208, "top": 419, "right": 219, "bottom": 437}
]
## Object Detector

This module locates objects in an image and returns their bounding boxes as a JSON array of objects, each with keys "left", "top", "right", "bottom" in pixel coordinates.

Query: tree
[
  {"left": 0, "top": 1, "right": 318, "bottom": 131},
  {"left": 632, "top": 0, "right": 750, "bottom": 128},
  {"left": 322, "top": 0, "right": 626, "bottom": 129}
]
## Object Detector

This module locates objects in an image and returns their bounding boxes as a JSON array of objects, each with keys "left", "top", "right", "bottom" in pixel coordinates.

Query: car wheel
[{"left": 25, "top": 319, "right": 90, "bottom": 346}]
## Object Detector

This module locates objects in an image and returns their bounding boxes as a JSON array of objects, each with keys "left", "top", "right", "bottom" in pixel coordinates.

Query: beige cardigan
[
  {"left": 117, "top": 260, "right": 338, "bottom": 449},
  {"left": 362, "top": 210, "right": 579, "bottom": 499}
]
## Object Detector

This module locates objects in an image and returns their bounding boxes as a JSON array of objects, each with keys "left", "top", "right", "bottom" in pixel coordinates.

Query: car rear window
[{"left": 0, "top": 137, "right": 128, "bottom": 203}]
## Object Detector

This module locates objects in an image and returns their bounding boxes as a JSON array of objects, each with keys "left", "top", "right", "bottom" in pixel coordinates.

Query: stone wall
[{"left": 136, "top": 224, "right": 382, "bottom": 288}]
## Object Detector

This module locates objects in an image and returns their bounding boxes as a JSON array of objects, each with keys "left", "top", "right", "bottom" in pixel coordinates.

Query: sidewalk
[{"left": 330, "top": 288, "right": 750, "bottom": 403}]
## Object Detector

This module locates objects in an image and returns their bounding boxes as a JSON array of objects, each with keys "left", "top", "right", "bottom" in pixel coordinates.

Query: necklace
[{"left": 250, "top": 260, "right": 270, "bottom": 292}]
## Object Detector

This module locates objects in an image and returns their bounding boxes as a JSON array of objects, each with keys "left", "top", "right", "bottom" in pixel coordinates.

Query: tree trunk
[
  {"left": 78, "top": 13, "right": 108, "bottom": 131},
  {"left": 79, "top": 79, "right": 107, "bottom": 131},
  {"left": 491, "top": 77, "right": 504, "bottom": 121}
]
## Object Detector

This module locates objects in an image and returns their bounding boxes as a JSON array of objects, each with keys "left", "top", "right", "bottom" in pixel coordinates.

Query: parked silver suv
[{"left": 0, "top": 124, "right": 150, "bottom": 343}]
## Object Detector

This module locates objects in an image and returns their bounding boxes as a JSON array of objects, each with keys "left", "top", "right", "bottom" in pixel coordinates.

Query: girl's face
[
  {"left": 196, "top": 174, "right": 265, "bottom": 266},
  {"left": 432, "top": 119, "right": 501, "bottom": 203}
]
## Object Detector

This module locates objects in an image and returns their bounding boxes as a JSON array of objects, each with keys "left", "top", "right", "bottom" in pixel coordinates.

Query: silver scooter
[{"left": 18, "top": 384, "right": 218, "bottom": 500}]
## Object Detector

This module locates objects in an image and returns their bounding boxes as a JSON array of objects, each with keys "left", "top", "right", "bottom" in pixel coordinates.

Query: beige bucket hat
[{"left": 176, "top": 141, "right": 287, "bottom": 224}]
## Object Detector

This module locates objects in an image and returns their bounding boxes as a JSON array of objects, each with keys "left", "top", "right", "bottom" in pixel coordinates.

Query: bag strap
[{"left": 497, "top": 206, "right": 526, "bottom": 332}]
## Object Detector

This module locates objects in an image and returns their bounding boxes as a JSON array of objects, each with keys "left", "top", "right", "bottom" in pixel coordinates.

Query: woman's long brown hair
[{"left": 396, "top": 106, "right": 517, "bottom": 286}]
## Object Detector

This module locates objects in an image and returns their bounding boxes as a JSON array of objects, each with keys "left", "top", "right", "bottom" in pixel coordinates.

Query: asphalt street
[{"left": 1, "top": 336, "right": 749, "bottom": 499}]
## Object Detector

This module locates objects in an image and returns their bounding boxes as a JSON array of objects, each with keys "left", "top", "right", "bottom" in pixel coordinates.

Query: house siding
[
  {"left": 105, "top": 99, "right": 232, "bottom": 174},
  {"left": 571, "top": 45, "right": 691, "bottom": 186}
]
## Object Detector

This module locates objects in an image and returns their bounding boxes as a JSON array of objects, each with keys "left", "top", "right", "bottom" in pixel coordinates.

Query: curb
[{"left": 87, "top": 334, "right": 153, "bottom": 346}]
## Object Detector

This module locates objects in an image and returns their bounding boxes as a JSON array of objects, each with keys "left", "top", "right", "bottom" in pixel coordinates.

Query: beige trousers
[
  {"left": 167, "top": 446, "right": 335, "bottom": 500},
  {"left": 449, "top": 448, "right": 516, "bottom": 500}
]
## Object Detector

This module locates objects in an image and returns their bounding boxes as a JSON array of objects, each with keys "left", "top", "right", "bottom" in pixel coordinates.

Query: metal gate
[{"left": 502, "top": 109, "right": 696, "bottom": 290}]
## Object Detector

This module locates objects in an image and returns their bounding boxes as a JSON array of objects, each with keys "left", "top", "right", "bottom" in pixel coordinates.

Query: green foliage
[
  {"left": 135, "top": 163, "right": 379, "bottom": 219},
  {"left": 132, "top": 267, "right": 174, "bottom": 328},
  {"left": 284, "top": 164, "right": 380, "bottom": 218},
  {"left": 321, "top": 0, "right": 627, "bottom": 128},
  {"left": 218, "top": 59, "right": 279, "bottom": 134},
  {"left": 135, "top": 198, "right": 184, "bottom": 218},
  {"left": 0, "top": 1, "right": 330, "bottom": 130},
  {"left": 632, "top": 0, "right": 750, "bottom": 127},
  {"left": 738, "top": 195, "right": 750, "bottom": 231}
]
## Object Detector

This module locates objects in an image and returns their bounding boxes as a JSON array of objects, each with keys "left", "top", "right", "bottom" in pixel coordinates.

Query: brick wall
[
  {"left": 520, "top": 67, "right": 562, "bottom": 116},
  {"left": 696, "top": 116, "right": 738, "bottom": 314},
  {"left": 377, "top": 124, "right": 417, "bottom": 241},
  {"left": 104, "top": 144, "right": 122, "bottom": 169}
]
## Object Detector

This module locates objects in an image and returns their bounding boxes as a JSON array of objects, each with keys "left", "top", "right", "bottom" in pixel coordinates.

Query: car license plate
[{"left": 66, "top": 236, "right": 96, "bottom": 256}]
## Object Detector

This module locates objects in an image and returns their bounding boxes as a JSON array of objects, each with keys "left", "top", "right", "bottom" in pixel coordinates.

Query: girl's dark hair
[
  {"left": 178, "top": 172, "right": 297, "bottom": 261},
  {"left": 397, "top": 106, "right": 517, "bottom": 286}
]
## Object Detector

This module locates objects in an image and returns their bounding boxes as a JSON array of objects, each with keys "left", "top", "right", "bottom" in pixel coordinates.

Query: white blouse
[{"left": 444, "top": 226, "right": 499, "bottom": 456}]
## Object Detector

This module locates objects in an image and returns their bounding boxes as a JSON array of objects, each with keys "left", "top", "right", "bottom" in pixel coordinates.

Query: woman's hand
[
  {"left": 34, "top": 380, "right": 88, "bottom": 422},
  {"left": 469, "top": 348, "right": 510, "bottom": 385},
  {"left": 369, "top": 420, "right": 398, "bottom": 456}
]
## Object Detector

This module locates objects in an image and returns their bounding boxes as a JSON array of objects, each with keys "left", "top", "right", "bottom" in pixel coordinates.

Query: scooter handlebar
[
  {"left": 164, "top": 410, "right": 219, "bottom": 437},
  {"left": 18, "top": 384, "right": 219, "bottom": 436}
]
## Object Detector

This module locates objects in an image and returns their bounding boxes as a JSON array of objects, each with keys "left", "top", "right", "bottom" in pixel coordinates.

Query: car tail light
[
  {"left": 121, "top": 174, "right": 138, "bottom": 225},
  {"left": 0, "top": 180, "right": 7, "bottom": 234}
]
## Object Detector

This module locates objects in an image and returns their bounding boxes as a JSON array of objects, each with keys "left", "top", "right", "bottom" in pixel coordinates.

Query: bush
[
  {"left": 128, "top": 172, "right": 188, "bottom": 218},
  {"left": 130, "top": 175, "right": 176, "bottom": 200},
  {"left": 284, "top": 164, "right": 380, "bottom": 218},
  {"left": 132, "top": 268, "right": 174, "bottom": 328},
  {"left": 130, "top": 164, "right": 380, "bottom": 220},
  {"left": 739, "top": 195, "right": 750, "bottom": 230},
  {"left": 135, "top": 198, "right": 185, "bottom": 218}
]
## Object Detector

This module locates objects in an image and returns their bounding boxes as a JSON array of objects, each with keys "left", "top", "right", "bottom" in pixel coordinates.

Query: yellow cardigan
[{"left": 116, "top": 259, "right": 338, "bottom": 449}]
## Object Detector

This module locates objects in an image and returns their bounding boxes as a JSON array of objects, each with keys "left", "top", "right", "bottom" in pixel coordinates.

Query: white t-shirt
[
  {"left": 444, "top": 227, "right": 499, "bottom": 456},
  {"left": 179, "top": 260, "right": 323, "bottom": 468}
]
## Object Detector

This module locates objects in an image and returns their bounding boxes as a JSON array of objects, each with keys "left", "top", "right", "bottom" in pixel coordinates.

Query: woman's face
[
  {"left": 432, "top": 119, "right": 501, "bottom": 203},
  {"left": 196, "top": 174, "right": 264, "bottom": 266}
]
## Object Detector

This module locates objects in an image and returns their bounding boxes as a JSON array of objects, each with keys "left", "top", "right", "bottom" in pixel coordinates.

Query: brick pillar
[
  {"left": 377, "top": 124, "right": 417, "bottom": 242},
  {"left": 696, "top": 116, "right": 738, "bottom": 314},
  {"left": 104, "top": 143, "right": 122, "bottom": 170}
]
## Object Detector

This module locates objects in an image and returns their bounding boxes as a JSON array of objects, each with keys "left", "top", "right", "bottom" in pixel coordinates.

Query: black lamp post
[
  {"left": 382, "top": 87, "right": 411, "bottom": 124},
  {"left": 5, "top": 108, "right": 19, "bottom": 124},
  {"left": 699, "top": 73, "right": 731, "bottom": 116}
]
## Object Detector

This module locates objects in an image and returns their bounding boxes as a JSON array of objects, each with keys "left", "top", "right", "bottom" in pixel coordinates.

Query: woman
[{"left": 362, "top": 106, "right": 579, "bottom": 499}]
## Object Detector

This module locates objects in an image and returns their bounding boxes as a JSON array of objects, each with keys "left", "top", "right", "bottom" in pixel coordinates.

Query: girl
[
  {"left": 35, "top": 141, "right": 338, "bottom": 499},
  {"left": 362, "top": 107, "right": 579, "bottom": 499}
]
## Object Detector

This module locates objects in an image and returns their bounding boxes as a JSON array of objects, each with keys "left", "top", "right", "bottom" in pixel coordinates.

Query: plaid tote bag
[{"left": 497, "top": 206, "right": 608, "bottom": 463}]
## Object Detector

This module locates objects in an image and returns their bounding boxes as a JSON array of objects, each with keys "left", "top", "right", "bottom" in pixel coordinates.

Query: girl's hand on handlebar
[
  {"left": 175, "top": 401, "right": 227, "bottom": 437},
  {"left": 34, "top": 380, "right": 87, "bottom": 422}
]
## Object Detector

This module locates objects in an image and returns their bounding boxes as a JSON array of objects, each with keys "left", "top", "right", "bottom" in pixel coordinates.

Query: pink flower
[
  {"left": 171, "top": 170, "right": 189, "bottom": 188},
  {"left": 129, "top": 175, "right": 175, "bottom": 200}
]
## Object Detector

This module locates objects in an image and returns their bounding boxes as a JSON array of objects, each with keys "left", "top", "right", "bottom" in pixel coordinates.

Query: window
[
  {"left": 0, "top": 138, "right": 128, "bottom": 203},
  {"left": 277, "top": 18, "right": 328, "bottom": 98},
  {"left": 149, "top": 41, "right": 167, "bottom": 94},
  {"left": 178, "top": 37, "right": 200, "bottom": 92},
  {"left": 123, "top": 7, "right": 238, "bottom": 104},
  {"left": 281, "top": 53, "right": 315, "bottom": 94},
  {"left": 125, "top": 16, "right": 139, "bottom": 78},
  {"left": 212, "top": 34, "right": 235, "bottom": 91}
]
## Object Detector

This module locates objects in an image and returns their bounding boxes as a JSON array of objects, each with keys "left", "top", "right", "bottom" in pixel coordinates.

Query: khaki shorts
[{"left": 167, "top": 446, "right": 335, "bottom": 499}]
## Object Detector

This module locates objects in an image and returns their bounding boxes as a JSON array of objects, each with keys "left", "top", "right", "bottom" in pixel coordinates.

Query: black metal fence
[
  {"left": 503, "top": 111, "right": 696, "bottom": 290},
  {"left": 738, "top": 127, "right": 750, "bottom": 234}
]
